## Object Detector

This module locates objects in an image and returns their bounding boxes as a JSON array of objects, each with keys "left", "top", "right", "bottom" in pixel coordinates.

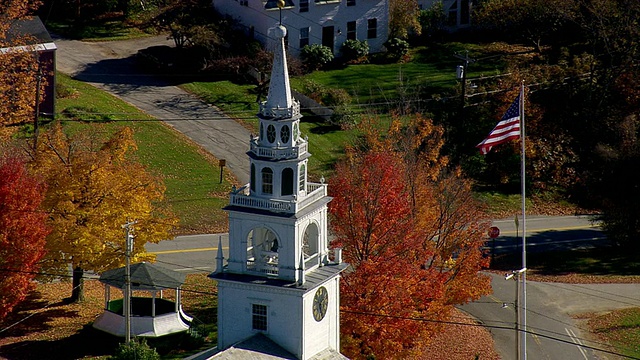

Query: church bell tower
[{"left": 212, "top": 23, "right": 348, "bottom": 360}]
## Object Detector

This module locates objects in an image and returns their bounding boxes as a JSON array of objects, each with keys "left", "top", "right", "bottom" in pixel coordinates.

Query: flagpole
[{"left": 519, "top": 81, "right": 527, "bottom": 360}]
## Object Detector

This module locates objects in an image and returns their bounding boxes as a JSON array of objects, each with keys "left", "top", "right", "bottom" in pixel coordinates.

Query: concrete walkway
[{"left": 53, "top": 34, "right": 251, "bottom": 185}]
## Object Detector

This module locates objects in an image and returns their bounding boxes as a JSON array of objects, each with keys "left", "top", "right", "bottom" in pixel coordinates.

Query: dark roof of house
[
  {"left": 3, "top": 16, "right": 53, "bottom": 45},
  {"left": 100, "top": 262, "right": 186, "bottom": 291}
]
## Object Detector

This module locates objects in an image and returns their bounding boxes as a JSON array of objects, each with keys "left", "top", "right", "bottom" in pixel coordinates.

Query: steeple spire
[{"left": 263, "top": 25, "right": 293, "bottom": 114}]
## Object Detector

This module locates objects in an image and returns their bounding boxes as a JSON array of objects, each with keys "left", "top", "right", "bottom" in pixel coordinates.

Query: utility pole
[
  {"left": 453, "top": 51, "right": 476, "bottom": 112},
  {"left": 122, "top": 221, "right": 137, "bottom": 345},
  {"left": 33, "top": 57, "right": 42, "bottom": 151}
]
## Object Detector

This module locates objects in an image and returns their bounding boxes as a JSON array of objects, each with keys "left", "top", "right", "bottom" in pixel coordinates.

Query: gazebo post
[
  {"left": 104, "top": 284, "right": 110, "bottom": 309},
  {"left": 152, "top": 291, "right": 156, "bottom": 317},
  {"left": 175, "top": 288, "right": 180, "bottom": 313}
]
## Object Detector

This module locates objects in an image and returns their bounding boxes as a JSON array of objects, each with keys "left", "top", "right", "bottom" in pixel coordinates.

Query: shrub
[
  {"left": 341, "top": 39, "right": 369, "bottom": 63},
  {"left": 300, "top": 44, "right": 334, "bottom": 71},
  {"left": 418, "top": 2, "right": 447, "bottom": 43},
  {"left": 385, "top": 38, "right": 410, "bottom": 61},
  {"left": 109, "top": 339, "right": 160, "bottom": 360},
  {"left": 299, "top": 80, "right": 355, "bottom": 127},
  {"left": 61, "top": 106, "right": 115, "bottom": 123}
]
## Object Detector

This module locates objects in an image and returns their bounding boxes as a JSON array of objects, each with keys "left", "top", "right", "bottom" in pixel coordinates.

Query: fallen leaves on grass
[
  {"left": 418, "top": 309, "right": 501, "bottom": 360},
  {"left": 584, "top": 308, "right": 640, "bottom": 359}
]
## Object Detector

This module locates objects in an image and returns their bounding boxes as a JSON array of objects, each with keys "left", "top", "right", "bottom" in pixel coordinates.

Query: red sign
[{"left": 488, "top": 226, "right": 500, "bottom": 238}]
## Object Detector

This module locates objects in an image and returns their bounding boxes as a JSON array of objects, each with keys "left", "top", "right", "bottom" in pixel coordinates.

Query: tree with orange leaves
[
  {"left": 0, "top": 0, "right": 48, "bottom": 139},
  {"left": 329, "top": 113, "right": 492, "bottom": 359},
  {"left": 0, "top": 153, "right": 49, "bottom": 321}
]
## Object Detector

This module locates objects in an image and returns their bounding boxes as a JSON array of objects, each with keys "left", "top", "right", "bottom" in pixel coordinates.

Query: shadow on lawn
[
  {"left": 0, "top": 292, "right": 78, "bottom": 338},
  {"left": 0, "top": 325, "right": 118, "bottom": 360}
]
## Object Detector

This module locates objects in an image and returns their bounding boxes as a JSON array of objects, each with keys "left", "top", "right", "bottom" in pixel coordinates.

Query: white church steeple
[
  {"left": 263, "top": 25, "right": 293, "bottom": 112},
  {"left": 212, "top": 21, "right": 348, "bottom": 360}
]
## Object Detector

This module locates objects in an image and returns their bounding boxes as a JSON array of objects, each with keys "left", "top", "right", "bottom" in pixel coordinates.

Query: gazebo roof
[{"left": 99, "top": 262, "right": 186, "bottom": 291}]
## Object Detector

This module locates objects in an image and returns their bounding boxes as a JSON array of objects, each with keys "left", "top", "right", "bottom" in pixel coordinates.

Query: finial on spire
[{"left": 278, "top": 0, "right": 285, "bottom": 25}]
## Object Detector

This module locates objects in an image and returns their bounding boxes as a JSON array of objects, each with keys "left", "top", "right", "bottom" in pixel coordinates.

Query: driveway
[{"left": 53, "top": 34, "right": 251, "bottom": 185}]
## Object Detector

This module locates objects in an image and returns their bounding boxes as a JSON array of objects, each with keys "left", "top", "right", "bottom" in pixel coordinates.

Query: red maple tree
[
  {"left": 0, "top": 154, "right": 49, "bottom": 321},
  {"left": 329, "top": 114, "right": 492, "bottom": 359}
]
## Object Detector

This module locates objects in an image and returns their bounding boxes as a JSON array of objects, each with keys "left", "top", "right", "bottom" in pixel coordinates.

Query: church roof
[
  {"left": 211, "top": 333, "right": 297, "bottom": 359},
  {"left": 99, "top": 262, "right": 186, "bottom": 291},
  {"left": 210, "top": 333, "right": 349, "bottom": 360}
]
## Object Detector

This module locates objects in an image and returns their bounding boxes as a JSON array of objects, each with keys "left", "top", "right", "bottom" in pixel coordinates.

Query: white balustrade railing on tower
[
  {"left": 249, "top": 139, "right": 307, "bottom": 159},
  {"left": 229, "top": 182, "right": 327, "bottom": 214}
]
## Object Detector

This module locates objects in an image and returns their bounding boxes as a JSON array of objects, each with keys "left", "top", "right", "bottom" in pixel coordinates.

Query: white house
[
  {"left": 212, "top": 0, "right": 389, "bottom": 56},
  {"left": 418, "top": 0, "right": 475, "bottom": 29},
  {"left": 210, "top": 23, "right": 348, "bottom": 360}
]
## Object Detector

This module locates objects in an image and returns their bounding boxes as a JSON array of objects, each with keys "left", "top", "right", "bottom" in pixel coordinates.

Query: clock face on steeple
[{"left": 312, "top": 286, "right": 328, "bottom": 322}]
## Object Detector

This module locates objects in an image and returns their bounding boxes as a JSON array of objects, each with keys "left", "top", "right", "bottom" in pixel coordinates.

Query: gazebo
[{"left": 93, "top": 262, "right": 192, "bottom": 337}]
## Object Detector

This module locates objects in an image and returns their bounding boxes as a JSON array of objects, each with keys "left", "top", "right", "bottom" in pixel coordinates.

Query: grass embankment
[
  {"left": 56, "top": 73, "right": 230, "bottom": 234},
  {"left": 587, "top": 308, "right": 640, "bottom": 359},
  {"left": 45, "top": 18, "right": 153, "bottom": 42}
]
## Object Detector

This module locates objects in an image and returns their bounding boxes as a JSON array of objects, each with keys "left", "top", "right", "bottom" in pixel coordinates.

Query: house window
[
  {"left": 347, "top": 21, "right": 356, "bottom": 40},
  {"left": 300, "top": 0, "right": 309, "bottom": 12},
  {"left": 262, "top": 168, "right": 273, "bottom": 194},
  {"left": 347, "top": 0, "right": 355, "bottom": 6},
  {"left": 252, "top": 304, "right": 268, "bottom": 331},
  {"left": 282, "top": 168, "right": 294, "bottom": 195},
  {"left": 448, "top": 1, "right": 458, "bottom": 26},
  {"left": 460, "top": 0, "right": 470, "bottom": 25},
  {"left": 299, "top": 164, "right": 306, "bottom": 191},
  {"left": 367, "top": 18, "right": 377, "bottom": 39},
  {"left": 300, "top": 27, "right": 310, "bottom": 48}
]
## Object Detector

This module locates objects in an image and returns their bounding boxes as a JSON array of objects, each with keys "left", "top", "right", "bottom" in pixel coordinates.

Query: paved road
[
  {"left": 488, "top": 215, "right": 606, "bottom": 255},
  {"left": 53, "top": 35, "right": 252, "bottom": 185},
  {"left": 145, "top": 233, "right": 229, "bottom": 274},
  {"left": 462, "top": 273, "right": 640, "bottom": 360},
  {"left": 460, "top": 216, "right": 640, "bottom": 360}
]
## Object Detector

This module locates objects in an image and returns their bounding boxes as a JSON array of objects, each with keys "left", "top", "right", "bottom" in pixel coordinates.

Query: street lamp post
[{"left": 506, "top": 267, "right": 527, "bottom": 360}]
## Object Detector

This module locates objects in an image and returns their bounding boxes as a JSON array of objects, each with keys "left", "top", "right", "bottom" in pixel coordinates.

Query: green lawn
[
  {"left": 55, "top": 73, "right": 230, "bottom": 234},
  {"left": 292, "top": 42, "right": 505, "bottom": 107},
  {"left": 588, "top": 308, "right": 640, "bottom": 359}
]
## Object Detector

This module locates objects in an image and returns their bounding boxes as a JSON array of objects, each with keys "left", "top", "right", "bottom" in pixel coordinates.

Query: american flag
[{"left": 476, "top": 92, "right": 522, "bottom": 155}]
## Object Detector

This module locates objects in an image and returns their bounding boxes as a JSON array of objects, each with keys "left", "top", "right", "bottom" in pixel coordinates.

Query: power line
[{"left": 1, "top": 266, "right": 637, "bottom": 358}]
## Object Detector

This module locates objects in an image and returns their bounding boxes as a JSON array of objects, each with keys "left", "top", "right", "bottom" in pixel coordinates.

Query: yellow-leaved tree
[{"left": 27, "top": 123, "right": 178, "bottom": 302}]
